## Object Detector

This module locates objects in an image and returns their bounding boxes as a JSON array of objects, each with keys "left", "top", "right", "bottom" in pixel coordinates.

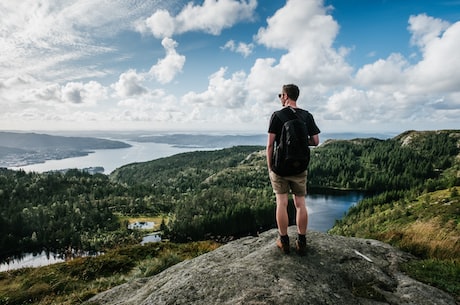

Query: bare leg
[
  {"left": 293, "top": 195, "right": 308, "bottom": 235},
  {"left": 275, "top": 193, "right": 289, "bottom": 236}
]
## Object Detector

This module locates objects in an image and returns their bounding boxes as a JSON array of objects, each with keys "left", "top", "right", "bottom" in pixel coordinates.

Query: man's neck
[{"left": 285, "top": 100, "right": 297, "bottom": 108}]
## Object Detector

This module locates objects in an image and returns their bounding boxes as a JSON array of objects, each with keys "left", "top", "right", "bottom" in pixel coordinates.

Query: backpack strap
[{"left": 275, "top": 107, "right": 301, "bottom": 123}]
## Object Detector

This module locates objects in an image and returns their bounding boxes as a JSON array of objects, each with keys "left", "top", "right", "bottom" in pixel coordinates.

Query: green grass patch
[
  {"left": 401, "top": 259, "right": 460, "bottom": 296},
  {"left": 331, "top": 187, "right": 459, "bottom": 299},
  {"left": 0, "top": 240, "right": 220, "bottom": 305}
]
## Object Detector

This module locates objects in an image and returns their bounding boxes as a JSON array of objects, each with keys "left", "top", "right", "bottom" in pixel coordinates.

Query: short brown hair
[{"left": 283, "top": 84, "right": 299, "bottom": 101}]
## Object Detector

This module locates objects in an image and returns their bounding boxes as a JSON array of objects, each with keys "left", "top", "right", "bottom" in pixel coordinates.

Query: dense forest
[{"left": 0, "top": 130, "right": 458, "bottom": 261}]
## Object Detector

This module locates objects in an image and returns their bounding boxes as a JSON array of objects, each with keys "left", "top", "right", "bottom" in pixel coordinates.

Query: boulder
[{"left": 86, "top": 227, "right": 456, "bottom": 305}]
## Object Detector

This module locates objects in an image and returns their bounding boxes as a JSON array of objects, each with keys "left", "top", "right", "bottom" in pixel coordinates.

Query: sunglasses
[{"left": 278, "top": 93, "right": 284, "bottom": 98}]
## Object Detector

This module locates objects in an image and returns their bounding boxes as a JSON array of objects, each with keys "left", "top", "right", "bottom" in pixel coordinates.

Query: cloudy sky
[{"left": 1, "top": 0, "right": 459, "bottom": 134}]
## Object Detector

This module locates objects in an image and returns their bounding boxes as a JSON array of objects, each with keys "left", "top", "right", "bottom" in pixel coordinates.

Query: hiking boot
[
  {"left": 295, "top": 239, "right": 307, "bottom": 256},
  {"left": 276, "top": 236, "right": 290, "bottom": 254}
]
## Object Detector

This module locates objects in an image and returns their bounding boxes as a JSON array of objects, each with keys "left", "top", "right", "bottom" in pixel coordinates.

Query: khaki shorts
[{"left": 269, "top": 170, "right": 307, "bottom": 196}]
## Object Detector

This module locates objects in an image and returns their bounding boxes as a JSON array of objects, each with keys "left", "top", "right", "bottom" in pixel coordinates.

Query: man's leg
[
  {"left": 275, "top": 193, "right": 289, "bottom": 236},
  {"left": 293, "top": 195, "right": 308, "bottom": 235},
  {"left": 293, "top": 194, "right": 308, "bottom": 255},
  {"left": 275, "top": 192, "right": 290, "bottom": 254}
]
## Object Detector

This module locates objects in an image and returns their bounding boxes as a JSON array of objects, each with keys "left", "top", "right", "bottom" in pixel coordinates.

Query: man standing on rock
[{"left": 266, "top": 84, "right": 320, "bottom": 255}]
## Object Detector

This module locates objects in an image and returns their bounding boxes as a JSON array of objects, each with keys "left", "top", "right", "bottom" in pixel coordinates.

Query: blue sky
[{"left": 0, "top": 0, "right": 459, "bottom": 134}]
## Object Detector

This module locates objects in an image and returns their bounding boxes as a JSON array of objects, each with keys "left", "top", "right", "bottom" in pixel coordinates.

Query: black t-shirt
[{"left": 268, "top": 107, "right": 320, "bottom": 144}]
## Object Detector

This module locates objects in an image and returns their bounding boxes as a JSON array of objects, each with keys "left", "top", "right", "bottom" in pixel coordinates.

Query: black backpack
[{"left": 272, "top": 107, "right": 310, "bottom": 176}]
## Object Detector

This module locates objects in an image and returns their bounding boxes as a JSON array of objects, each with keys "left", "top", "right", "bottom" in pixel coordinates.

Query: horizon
[
  {"left": 0, "top": 128, "right": 403, "bottom": 138},
  {"left": 1, "top": 0, "right": 459, "bottom": 133}
]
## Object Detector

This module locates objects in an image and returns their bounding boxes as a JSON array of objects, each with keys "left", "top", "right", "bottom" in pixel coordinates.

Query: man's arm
[
  {"left": 266, "top": 133, "right": 276, "bottom": 170},
  {"left": 308, "top": 134, "right": 320, "bottom": 146}
]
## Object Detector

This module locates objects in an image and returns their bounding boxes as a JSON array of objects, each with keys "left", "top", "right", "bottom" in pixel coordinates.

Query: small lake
[{"left": 307, "top": 192, "right": 364, "bottom": 232}]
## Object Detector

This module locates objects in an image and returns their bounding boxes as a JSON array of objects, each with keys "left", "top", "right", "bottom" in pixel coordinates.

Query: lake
[
  {"left": 9, "top": 141, "right": 213, "bottom": 174},
  {"left": 307, "top": 192, "right": 363, "bottom": 232}
]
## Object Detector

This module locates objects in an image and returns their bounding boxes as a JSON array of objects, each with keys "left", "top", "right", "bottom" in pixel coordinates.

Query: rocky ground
[{"left": 86, "top": 227, "right": 456, "bottom": 305}]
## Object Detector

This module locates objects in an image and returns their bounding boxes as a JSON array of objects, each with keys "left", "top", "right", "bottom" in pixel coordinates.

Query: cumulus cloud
[
  {"left": 138, "top": 0, "right": 257, "bottom": 38},
  {"left": 112, "top": 70, "right": 148, "bottom": 98},
  {"left": 182, "top": 67, "right": 247, "bottom": 109},
  {"left": 355, "top": 54, "right": 408, "bottom": 88},
  {"left": 315, "top": 12, "right": 460, "bottom": 129},
  {"left": 253, "top": 0, "right": 351, "bottom": 87},
  {"left": 149, "top": 38, "right": 186, "bottom": 84},
  {"left": 61, "top": 81, "right": 107, "bottom": 105},
  {"left": 142, "top": 9, "right": 176, "bottom": 38},
  {"left": 406, "top": 17, "right": 460, "bottom": 93},
  {"left": 408, "top": 14, "right": 450, "bottom": 50}
]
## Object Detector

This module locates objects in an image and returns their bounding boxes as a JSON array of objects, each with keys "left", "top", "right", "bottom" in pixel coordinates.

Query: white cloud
[
  {"left": 355, "top": 54, "right": 408, "bottom": 88},
  {"left": 316, "top": 13, "right": 460, "bottom": 129},
  {"left": 408, "top": 14, "right": 450, "bottom": 50},
  {"left": 253, "top": 0, "right": 352, "bottom": 88},
  {"left": 149, "top": 38, "right": 186, "bottom": 84},
  {"left": 112, "top": 70, "right": 148, "bottom": 98},
  {"left": 142, "top": 9, "right": 176, "bottom": 38},
  {"left": 222, "top": 40, "right": 254, "bottom": 57},
  {"left": 182, "top": 67, "right": 247, "bottom": 109},
  {"left": 0, "top": 0, "right": 155, "bottom": 82},
  {"left": 138, "top": 0, "right": 257, "bottom": 38},
  {"left": 256, "top": 0, "right": 337, "bottom": 49},
  {"left": 407, "top": 18, "right": 460, "bottom": 93},
  {"left": 61, "top": 81, "right": 107, "bottom": 105}
]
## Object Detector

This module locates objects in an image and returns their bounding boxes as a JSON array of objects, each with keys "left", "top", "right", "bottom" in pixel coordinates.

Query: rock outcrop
[{"left": 86, "top": 227, "right": 456, "bottom": 305}]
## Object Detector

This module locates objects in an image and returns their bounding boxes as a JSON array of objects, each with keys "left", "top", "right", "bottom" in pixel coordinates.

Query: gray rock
[{"left": 86, "top": 227, "right": 456, "bottom": 305}]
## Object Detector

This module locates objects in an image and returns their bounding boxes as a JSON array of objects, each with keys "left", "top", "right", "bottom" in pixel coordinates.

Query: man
[{"left": 266, "top": 84, "right": 320, "bottom": 255}]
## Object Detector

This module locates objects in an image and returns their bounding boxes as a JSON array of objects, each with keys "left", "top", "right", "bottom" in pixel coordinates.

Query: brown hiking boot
[
  {"left": 276, "top": 236, "right": 290, "bottom": 254},
  {"left": 295, "top": 239, "right": 307, "bottom": 256}
]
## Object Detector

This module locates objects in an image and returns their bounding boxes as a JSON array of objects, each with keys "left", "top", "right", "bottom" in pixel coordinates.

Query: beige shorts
[{"left": 269, "top": 170, "right": 307, "bottom": 196}]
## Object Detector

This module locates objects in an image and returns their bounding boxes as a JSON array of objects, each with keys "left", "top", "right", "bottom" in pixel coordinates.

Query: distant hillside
[
  {"left": 129, "top": 133, "right": 267, "bottom": 148},
  {"left": 109, "top": 145, "right": 266, "bottom": 188},
  {"left": 0, "top": 131, "right": 131, "bottom": 167},
  {"left": 112, "top": 129, "right": 460, "bottom": 194},
  {"left": 0, "top": 132, "right": 131, "bottom": 150},
  {"left": 308, "top": 129, "right": 460, "bottom": 192}
]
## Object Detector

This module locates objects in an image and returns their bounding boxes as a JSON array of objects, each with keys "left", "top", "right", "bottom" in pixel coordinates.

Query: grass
[
  {"left": 0, "top": 240, "right": 220, "bottom": 305},
  {"left": 401, "top": 259, "right": 460, "bottom": 296},
  {"left": 330, "top": 186, "right": 460, "bottom": 299}
]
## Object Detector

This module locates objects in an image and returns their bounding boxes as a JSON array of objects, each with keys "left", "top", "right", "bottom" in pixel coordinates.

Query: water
[
  {"left": 0, "top": 252, "right": 65, "bottom": 272},
  {"left": 9, "top": 141, "right": 212, "bottom": 174},
  {"left": 307, "top": 192, "right": 364, "bottom": 232}
]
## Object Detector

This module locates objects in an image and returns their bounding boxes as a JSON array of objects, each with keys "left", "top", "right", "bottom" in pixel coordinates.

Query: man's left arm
[
  {"left": 308, "top": 134, "right": 319, "bottom": 146},
  {"left": 266, "top": 133, "right": 276, "bottom": 170}
]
